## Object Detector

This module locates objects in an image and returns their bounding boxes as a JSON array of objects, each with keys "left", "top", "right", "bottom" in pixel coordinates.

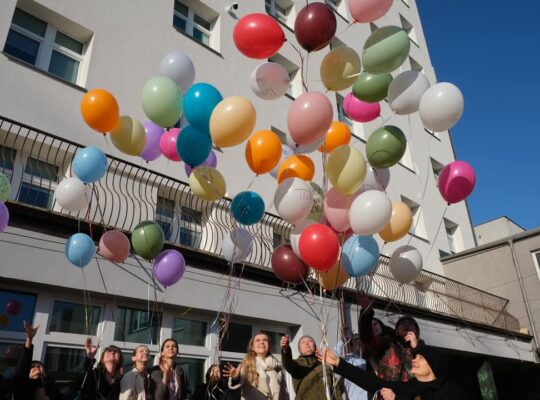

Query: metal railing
[{"left": 0, "top": 115, "right": 520, "bottom": 333}]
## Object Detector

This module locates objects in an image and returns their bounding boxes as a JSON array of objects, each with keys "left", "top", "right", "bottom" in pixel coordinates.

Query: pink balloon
[
  {"left": 348, "top": 0, "right": 393, "bottom": 23},
  {"left": 344, "top": 93, "right": 380, "bottom": 122},
  {"left": 324, "top": 188, "right": 358, "bottom": 233},
  {"left": 99, "top": 230, "right": 131, "bottom": 263},
  {"left": 438, "top": 160, "right": 476, "bottom": 204},
  {"left": 287, "top": 92, "right": 333, "bottom": 145},
  {"left": 159, "top": 128, "right": 181, "bottom": 162}
]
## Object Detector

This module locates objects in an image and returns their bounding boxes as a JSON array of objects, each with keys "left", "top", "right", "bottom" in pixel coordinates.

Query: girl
[
  {"left": 150, "top": 338, "right": 191, "bottom": 400},
  {"left": 120, "top": 344, "right": 154, "bottom": 399},
  {"left": 80, "top": 338, "right": 124, "bottom": 399}
]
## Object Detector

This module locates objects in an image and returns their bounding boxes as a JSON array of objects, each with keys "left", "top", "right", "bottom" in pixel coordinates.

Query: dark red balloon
[
  {"left": 233, "top": 13, "right": 285, "bottom": 59},
  {"left": 294, "top": 3, "right": 337, "bottom": 52},
  {"left": 271, "top": 244, "right": 310, "bottom": 284},
  {"left": 298, "top": 224, "right": 340, "bottom": 272},
  {"left": 6, "top": 299, "right": 21, "bottom": 316}
]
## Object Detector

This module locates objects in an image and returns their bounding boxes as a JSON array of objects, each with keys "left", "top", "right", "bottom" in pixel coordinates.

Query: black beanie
[
  {"left": 413, "top": 345, "right": 449, "bottom": 379},
  {"left": 395, "top": 316, "right": 420, "bottom": 336}
]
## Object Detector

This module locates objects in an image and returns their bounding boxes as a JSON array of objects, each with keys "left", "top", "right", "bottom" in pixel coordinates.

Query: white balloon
[
  {"left": 54, "top": 177, "right": 91, "bottom": 211},
  {"left": 389, "top": 245, "right": 423, "bottom": 283},
  {"left": 290, "top": 219, "right": 317, "bottom": 258},
  {"left": 388, "top": 70, "right": 430, "bottom": 115},
  {"left": 349, "top": 190, "right": 392, "bottom": 235},
  {"left": 251, "top": 62, "right": 290, "bottom": 100},
  {"left": 286, "top": 134, "right": 325, "bottom": 154},
  {"left": 274, "top": 178, "right": 314, "bottom": 225},
  {"left": 361, "top": 165, "right": 390, "bottom": 192},
  {"left": 419, "top": 82, "right": 464, "bottom": 132},
  {"left": 222, "top": 228, "right": 253, "bottom": 263},
  {"left": 159, "top": 51, "right": 196, "bottom": 93},
  {"left": 270, "top": 145, "right": 295, "bottom": 179}
]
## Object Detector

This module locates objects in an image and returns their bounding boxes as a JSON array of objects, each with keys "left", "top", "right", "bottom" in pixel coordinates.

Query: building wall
[{"left": 475, "top": 217, "right": 525, "bottom": 246}]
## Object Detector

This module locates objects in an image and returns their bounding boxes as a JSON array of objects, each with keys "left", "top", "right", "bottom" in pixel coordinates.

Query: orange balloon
[
  {"left": 277, "top": 154, "right": 315, "bottom": 183},
  {"left": 317, "top": 260, "right": 350, "bottom": 290},
  {"left": 81, "top": 89, "right": 120, "bottom": 133},
  {"left": 319, "top": 121, "right": 352, "bottom": 153},
  {"left": 245, "top": 130, "right": 283, "bottom": 174},
  {"left": 379, "top": 201, "right": 413, "bottom": 242}
]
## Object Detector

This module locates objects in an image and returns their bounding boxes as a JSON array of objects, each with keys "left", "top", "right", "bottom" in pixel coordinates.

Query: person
[
  {"left": 120, "top": 344, "right": 154, "bottom": 399},
  {"left": 150, "top": 338, "right": 191, "bottom": 400},
  {"left": 280, "top": 334, "right": 341, "bottom": 400},
  {"left": 192, "top": 363, "right": 239, "bottom": 400},
  {"left": 79, "top": 338, "right": 124, "bottom": 399},
  {"left": 334, "top": 334, "right": 367, "bottom": 400},
  {"left": 224, "top": 332, "right": 288, "bottom": 400}
]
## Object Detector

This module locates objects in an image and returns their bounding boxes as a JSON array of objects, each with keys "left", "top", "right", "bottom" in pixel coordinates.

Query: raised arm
[{"left": 280, "top": 336, "right": 313, "bottom": 379}]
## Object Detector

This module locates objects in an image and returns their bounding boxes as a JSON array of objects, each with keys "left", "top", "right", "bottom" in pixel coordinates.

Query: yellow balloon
[
  {"left": 210, "top": 96, "right": 256, "bottom": 148},
  {"left": 320, "top": 47, "right": 361, "bottom": 91},
  {"left": 317, "top": 260, "right": 350, "bottom": 290},
  {"left": 189, "top": 166, "right": 226, "bottom": 202},
  {"left": 326, "top": 145, "right": 366, "bottom": 195},
  {"left": 110, "top": 116, "right": 146, "bottom": 156},
  {"left": 379, "top": 201, "right": 413, "bottom": 242}
]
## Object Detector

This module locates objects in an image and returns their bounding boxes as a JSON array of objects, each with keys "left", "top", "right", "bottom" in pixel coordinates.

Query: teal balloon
[
  {"left": 366, "top": 126, "right": 407, "bottom": 168},
  {"left": 362, "top": 26, "right": 410, "bottom": 74},
  {"left": 352, "top": 72, "right": 393, "bottom": 103},
  {"left": 141, "top": 76, "right": 183, "bottom": 128},
  {"left": 65, "top": 233, "right": 95, "bottom": 268},
  {"left": 176, "top": 125, "right": 212, "bottom": 167},
  {"left": 183, "top": 83, "right": 223, "bottom": 133},
  {"left": 0, "top": 172, "right": 10, "bottom": 202},
  {"left": 341, "top": 235, "right": 379, "bottom": 277},
  {"left": 231, "top": 191, "right": 265, "bottom": 225}
]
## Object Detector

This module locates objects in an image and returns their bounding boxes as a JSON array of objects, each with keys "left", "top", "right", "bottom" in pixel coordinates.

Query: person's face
[
  {"left": 251, "top": 334, "right": 269, "bottom": 357},
  {"left": 372, "top": 320, "right": 383, "bottom": 336},
  {"left": 299, "top": 337, "right": 316, "bottom": 356},
  {"left": 162, "top": 340, "right": 178, "bottom": 359},
  {"left": 132, "top": 346, "right": 149, "bottom": 364},
  {"left": 411, "top": 354, "right": 435, "bottom": 380},
  {"left": 29, "top": 362, "right": 45, "bottom": 379},
  {"left": 396, "top": 319, "right": 416, "bottom": 337},
  {"left": 103, "top": 347, "right": 121, "bottom": 364}
]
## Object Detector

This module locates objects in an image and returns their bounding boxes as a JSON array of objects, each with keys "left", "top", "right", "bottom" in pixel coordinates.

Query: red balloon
[
  {"left": 271, "top": 244, "right": 310, "bottom": 284},
  {"left": 233, "top": 13, "right": 285, "bottom": 59},
  {"left": 5, "top": 299, "right": 21, "bottom": 316},
  {"left": 299, "top": 224, "right": 340, "bottom": 272},
  {"left": 294, "top": 3, "right": 337, "bottom": 52}
]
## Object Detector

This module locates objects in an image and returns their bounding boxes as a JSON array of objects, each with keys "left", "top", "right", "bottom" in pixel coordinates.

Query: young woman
[
  {"left": 120, "top": 344, "right": 154, "bottom": 399},
  {"left": 150, "top": 338, "right": 191, "bottom": 400}
]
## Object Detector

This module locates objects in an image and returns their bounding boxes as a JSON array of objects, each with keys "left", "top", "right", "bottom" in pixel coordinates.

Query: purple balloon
[
  {"left": 141, "top": 122, "right": 164, "bottom": 162},
  {"left": 184, "top": 150, "right": 218, "bottom": 176},
  {"left": 153, "top": 249, "right": 186, "bottom": 287},
  {"left": 0, "top": 202, "right": 9, "bottom": 234}
]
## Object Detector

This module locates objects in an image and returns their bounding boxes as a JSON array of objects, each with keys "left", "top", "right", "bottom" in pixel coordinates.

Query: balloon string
[{"left": 335, "top": 22, "right": 355, "bottom": 38}]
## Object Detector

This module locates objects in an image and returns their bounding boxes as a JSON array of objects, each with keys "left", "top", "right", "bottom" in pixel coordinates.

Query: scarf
[{"left": 255, "top": 356, "right": 282, "bottom": 400}]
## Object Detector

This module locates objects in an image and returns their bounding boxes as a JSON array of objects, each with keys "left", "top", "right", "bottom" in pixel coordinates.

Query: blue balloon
[
  {"left": 73, "top": 147, "right": 107, "bottom": 183},
  {"left": 183, "top": 83, "right": 223, "bottom": 132},
  {"left": 231, "top": 191, "right": 265, "bottom": 225},
  {"left": 341, "top": 235, "right": 379, "bottom": 277},
  {"left": 176, "top": 125, "right": 212, "bottom": 167},
  {"left": 65, "top": 233, "right": 96, "bottom": 268}
]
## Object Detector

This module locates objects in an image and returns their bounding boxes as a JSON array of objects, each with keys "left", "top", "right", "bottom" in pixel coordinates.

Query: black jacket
[
  {"left": 150, "top": 364, "right": 191, "bottom": 400},
  {"left": 192, "top": 365, "right": 240, "bottom": 400},
  {"left": 79, "top": 357, "right": 121, "bottom": 400}
]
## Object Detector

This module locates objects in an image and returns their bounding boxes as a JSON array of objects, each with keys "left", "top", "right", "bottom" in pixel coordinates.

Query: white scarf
[{"left": 255, "top": 356, "right": 282, "bottom": 400}]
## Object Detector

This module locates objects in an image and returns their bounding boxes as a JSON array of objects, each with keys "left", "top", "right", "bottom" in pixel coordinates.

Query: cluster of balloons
[{"left": 0, "top": 172, "right": 10, "bottom": 236}]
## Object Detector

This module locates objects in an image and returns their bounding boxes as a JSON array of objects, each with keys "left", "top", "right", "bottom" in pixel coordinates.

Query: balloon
[
  {"left": 72, "top": 147, "right": 107, "bottom": 183},
  {"left": 141, "top": 76, "right": 183, "bottom": 128},
  {"left": 320, "top": 46, "right": 361, "bottom": 91},
  {"left": 272, "top": 244, "right": 310, "bottom": 284},
  {"left": 389, "top": 245, "right": 423, "bottom": 283},
  {"left": 141, "top": 122, "right": 164, "bottom": 162},
  {"left": 352, "top": 72, "right": 393, "bottom": 103},
  {"left": 110, "top": 116, "right": 147, "bottom": 156},
  {"left": 361, "top": 165, "right": 390, "bottom": 192},
  {"left": 348, "top": 0, "right": 393, "bottom": 23},
  {"left": 185, "top": 151, "right": 217, "bottom": 177},
  {"left": 317, "top": 260, "right": 350, "bottom": 290},
  {"left": 222, "top": 227, "right": 253, "bottom": 263},
  {"left": 438, "top": 160, "right": 476, "bottom": 204},
  {"left": 308, "top": 182, "right": 324, "bottom": 221},
  {"left": 299, "top": 224, "right": 340, "bottom": 272},
  {"left": 349, "top": 190, "right": 392, "bottom": 235},
  {"left": 131, "top": 221, "right": 165, "bottom": 260},
  {"left": 277, "top": 155, "right": 315, "bottom": 183},
  {"left": 231, "top": 191, "right": 265, "bottom": 225},
  {"left": 80, "top": 89, "right": 119, "bottom": 133},
  {"left": 388, "top": 71, "right": 430, "bottom": 115},
  {"left": 319, "top": 121, "right": 351, "bottom": 153},
  {"left": 362, "top": 26, "right": 410, "bottom": 74},
  {"left": 159, "top": 51, "right": 195, "bottom": 93},
  {"left": 210, "top": 96, "right": 256, "bottom": 148},
  {"left": 286, "top": 133, "right": 325, "bottom": 154},
  {"left": 183, "top": 83, "right": 223, "bottom": 132},
  {"left": 245, "top": 130, "right": 282, "bottom": 174},
  {"left": 176, "top": 125, "right": 212, "bottom": 167},
  {"left": 189, "top": 166, "right": 226, "bottom": 201},
  {"left": 379, "top": 202, "right": 413, "bottom": 242},
  {"left": 324, "top": 188, "right": 357, "bottom": 233},
  {"left": 294, "top": 3, "right": 337, "bottom": 52},
  {"left": 366, "top": 126, "right": 407, "bottom": 168},
  {"left": 341, "top": 235, "right": 379, "bottom": 277},
  {"left": 290, "top": 219, "right": 317, "bottom": 258},
  {"left": 160, "top": 128, "right": 182, "bottom": 162},
  {"left": 419, "top": 82, "right": 464, "bottom": 132},
  {"left": 344, "top": 93, "right": 380, "bottom": 123},
  {"left": 274, "top": 178, "right": 314, "bottom": 225},
  {"left": 99, "top": 230, "right": 131, "bottom": 263},
  {"left": 54, "top": 177, "right": 91, "bottom": 211},
  {"left": 153, "top": 249, "right": 186, "bottom": 286},
  {"left": 288, "top": 92, "right": 333, "bottom": 145},
  {"left": 270, "top": 145, "right": 294, "bottom": 179},
  {"left": 65, "top": 233, "right": 95, "bottom": 268},
  {"left": 251, "top": 62, "right": 290, "bottom": 100},
  {"left": 233, "top": 13, "right": 285, "bottom": 59},
  {"left": 5, "top": 300, "right": 21, "bottom": 316},
  {"left": 0, "top": 172, "right": 10, "bottom": 202},
  {"left": 326, "top": 145, "right": 367, "bottom": 195},
  {"left": 0, "top": 202, "right": 9, "bottom": 234}
]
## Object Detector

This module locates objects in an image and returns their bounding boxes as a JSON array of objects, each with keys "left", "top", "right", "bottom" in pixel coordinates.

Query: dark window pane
[
  {"left": 221, "top": 323, "right": 251, "bottom": 353},
  {"left": 194, "top": 14, "right": 211, "bottom": 30},
  {"left": 12, "top": 8, "right": 47, "bottom": 37},
  {"left": 55, "top": 31, "right": 83, "bottom": 54},
  {"left": 18, "top": 182, "right": 53, "bottom": 209},
  {"left": 24, "top": 158, "right": 58, "bottom": 181},
  {"left": 261, "top": 330, "right": 285, "bottom": 355},
  {"left": 157, "top": 197, "right": 175, "bottom": 219},
  {"left": 173, "top": 15, "right": 187, "bottom": 32},
  {"left": 179, "top": 228, "right": 202, "bottom": 248},
  {"left": 174, "top": 1, "right": 189, "bottom": 17},
  {"left": 0, "top": 145, "right": 16, "bottom": 172},
  {"left": 4, "top": 29, "right": 40, "bottom": 64},
  {"left": 44, "top": 346, "right": 87, "bottom": 394},
  {"left": 157, "top": 220, "right": 172, "bottom": 241},
  {"left": 0, "top": 290, "right": 37, "bottom": 332},
  {"left": 114, "top": 307, "right": 160, "bottom": 343},
  {"left": 193, "top": 28, "right": 209, "bottom": 46},
  {"left": 0, "top": 341, "right": 24, "bottom": 377},
  {"left": 49, "top": 301, "right": 101, "bottom": 335},
  {"left": 48, "top": 50, "right": 79, "bottom": 83},
  {"left": 177, "top": 357, "right": 205, "bottom": 391},
  {"left": 173, "top": 318, "right": 207, "bottom": 346}
]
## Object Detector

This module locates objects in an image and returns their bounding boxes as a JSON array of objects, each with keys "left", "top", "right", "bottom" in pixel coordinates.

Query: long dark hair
[
  {"left": 97, "top": 345, "right": 124, "bottom": 378},
  {"left": 160, "top": 338, "right": 179, "bottom": 364}
]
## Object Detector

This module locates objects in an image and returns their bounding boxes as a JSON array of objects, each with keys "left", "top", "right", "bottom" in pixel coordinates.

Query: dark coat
[
  {"left": 192, "top": 365, "right": 240, "bottom": 400},
  {"left": 79, "top": 357, "right": 121, "bottom": 400},
  {"left": 150, "top": 364, "right": 191, "bottom": 400}
]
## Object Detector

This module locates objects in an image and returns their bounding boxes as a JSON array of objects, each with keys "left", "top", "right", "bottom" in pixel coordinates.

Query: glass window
[
  {"left": 44, "top": 346, "right": 87, "bottom": 392},
  {"left": 24, "top": 158, "right": 58, "bottom": 180},
  {"left": 179, "top": 207, "right": 202, "bottom": 248},
  {"left": 0, "top": 289, "right": 37, "bottom": 332},
  {"left": 265, "top": 0, "right": 293, "bottom": 24},
  {"left": 156, "top": 196, "right": 175, "bottom": 241},
  {"left": 173, "top": 1, "right": 216, "bottom": 48},
  {"left": 18, "top": 157, "right": 58, "bottom": 209},
  {"left": 0, "top": 341, "right": 24, "bottom": 377},
  {"left": 49, "top": 301, "right": 101, "bottom": 335},
  {"left": 0, "top": 145, "right": 16, "bottom": 176},
  {"left": 173, "top": 318, "right": 207, "bottom": 346},
  {"left": 221, "top": 322, "right": 252, "bottom": 353},
  {"left": 273, "top": 232, "right": 283, "bottom": 248},
  {"left": 177, "top": 356, "right": 205, "bottom": 391},
  {"left": 12, "top": 8, "right": 47, "bottom": 37},
  {"left": 114, "top": 306, "right": 160, "bottom": 344},
  {"left": 55, "top": 31, "right": 83, "bottom": 54},
  {"left": 261, "top": 330, "right": 286, "bottom": 355},
  {"left": 48, "top": 50, "right": 80, "bottom": 83},
  {"left": 4, "top": 29, "right": 40, "bottom": 64}
]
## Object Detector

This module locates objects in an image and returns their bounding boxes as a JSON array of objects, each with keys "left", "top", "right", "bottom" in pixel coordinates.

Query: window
[
  {"left": 0, "top": 341, "right": 23, "bottom": 376},
  {"left": 0, "top": 145, "right": 16, "bottom": 179},
  {"left": 173, "top": 0, "right": 219, "bottom": 50},
  {"left": 0, "top": 289, "right": 37, "bottom": 332},
  {"left": 173, "top": 317, "right": 207, "bottom": 346},
  {"left": 399, "top": 15, "right": 418, "bottom": 45},
  {"left": 221, "top": 322, "right": 252, "bottom": 353},
  {"left": 177, "top": 357, "right": 205, "bottom": 391},
  {"left": 156, "top": 197, "right": 203, "bottom": 248},
  {"left": 269, "top": 53, "right": 301, "bottom": 98},
  {"left": 430, "top": 158, "right": 444, "bottom": 185},
  {"left": 325, "top": 0, "right": 347, "bottom": 18},
  {"left": 273, "top": 232, "right": 284, "bottom": 248},
  {"left": 265, "top": 0, "right": 294, "bottom": 26},
  {"left": 18, "top": 157, "right": 58, "bottom": 209},
  {"left": 444, "top": 218, "right": 460, "bottom": 254},
  {"left": 401, "top": 196, "right": 428, "bottom": 239},
  {"left": 49, "top": 301, "right": 101, "bottom": 335},
  {"left": 531, "top": 251, "right": 540, "bottom": 284},
  {"left": 179, "top": 207, "right": 203, "bottom": 248},
  {"left": 114, "top": 306, "right": 161, "bottom": 344},
  {"left": 409, "top": 56, "right": 423, "bottom": 72},
  {"left": 44, "top": 346, "right": 87, "bottom": 391},
  {"left": 156, "top": 196, "right": 175, "bottom": 241},
  {"left": 336, "top": 94, "right": 353, "bottom": 129},
  {"left": 262, "top": 330, "right": 286, "bottom": 354}
]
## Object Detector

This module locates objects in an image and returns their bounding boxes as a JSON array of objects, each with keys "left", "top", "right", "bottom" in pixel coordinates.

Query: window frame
[
  {"left": 265, "top": 0, "right": 294, "bottom": 27},
  {"left": 173, "top": 1, "right": 217, "bottom": 49},
  {"left": 48, "top": 299, "right": 102, "bottom": 336},
  {"left": 18, "top": 156, "right": 59, "bottom": 209}
]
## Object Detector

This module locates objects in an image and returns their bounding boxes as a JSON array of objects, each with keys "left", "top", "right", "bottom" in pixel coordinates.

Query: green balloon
[
  {"left": 366, "top": 126, "right": 407, "bottom": 168},
  {"left": 131, "top": 221, "right": 165, "bottom": 260},
  {"left": 352, "top": 72, "right": 393, "bottom": 103},
  {"left": 141, "top": 76, "right": 183, "bottom": 128},
  {"left": 362, "top": 26, "right": 410, "bottom": 74},
  {"left": 0, "top": 173, "right": 10, "bottom": 202}
]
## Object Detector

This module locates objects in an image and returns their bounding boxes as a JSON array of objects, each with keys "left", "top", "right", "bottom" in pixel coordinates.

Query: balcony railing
[{"left": 0, "top": 115, "right": 520, "bottom": 333}]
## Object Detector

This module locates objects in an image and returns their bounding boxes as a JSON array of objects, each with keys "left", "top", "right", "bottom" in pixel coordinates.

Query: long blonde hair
[{"left": 241, "top": 332, "right": 273, "bottom": 386}]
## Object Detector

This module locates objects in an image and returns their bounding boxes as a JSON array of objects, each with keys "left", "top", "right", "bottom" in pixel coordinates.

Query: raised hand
[
  {"left": 280, "top": 335, "right": 289, "bottom": 350},
  {"left": 404, "top": 331, "right": 418, "bottom": 349},
  {"left": 23, "top": 321, "right": 39, "bottom": 348},
  {"left": 355, "top": 291, "right": 371, "bottom": 310},
  {"left": 380, "top": 388, "right": 396, "bottom": 400},
  {"left": 84, "top": 337, "right": 98, "bottom": 359},
  {"left": 222, "top": 362, "right": 240, "bottom": 379},
  {"left": 316, "top": 348, "right": 340, "bottom": 367},
  {"left": 209, "top": 365, "right": 221, "bottom": 382}
]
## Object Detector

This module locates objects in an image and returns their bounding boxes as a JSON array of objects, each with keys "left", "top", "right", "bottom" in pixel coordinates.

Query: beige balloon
[
  {"left": 317, "top": 260, "right": 350, "bottom": 291},
  {"left": 210, "top": 96, "right": 256, "bottom": 148},
  {"left": 189, "top": 166, "right": 226, "bottom": 202},
  {"left": 320, "top": 46, "right": 361, "bottom": 91},
  {"left": 379, "top": 201, "right": 413, "bottom": 242},
  {"left": 110, "top": 116, "right": 146, "bottom": 156},
  {"left": 326, "top": 145, "right": 367, "bottom": 195}
]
